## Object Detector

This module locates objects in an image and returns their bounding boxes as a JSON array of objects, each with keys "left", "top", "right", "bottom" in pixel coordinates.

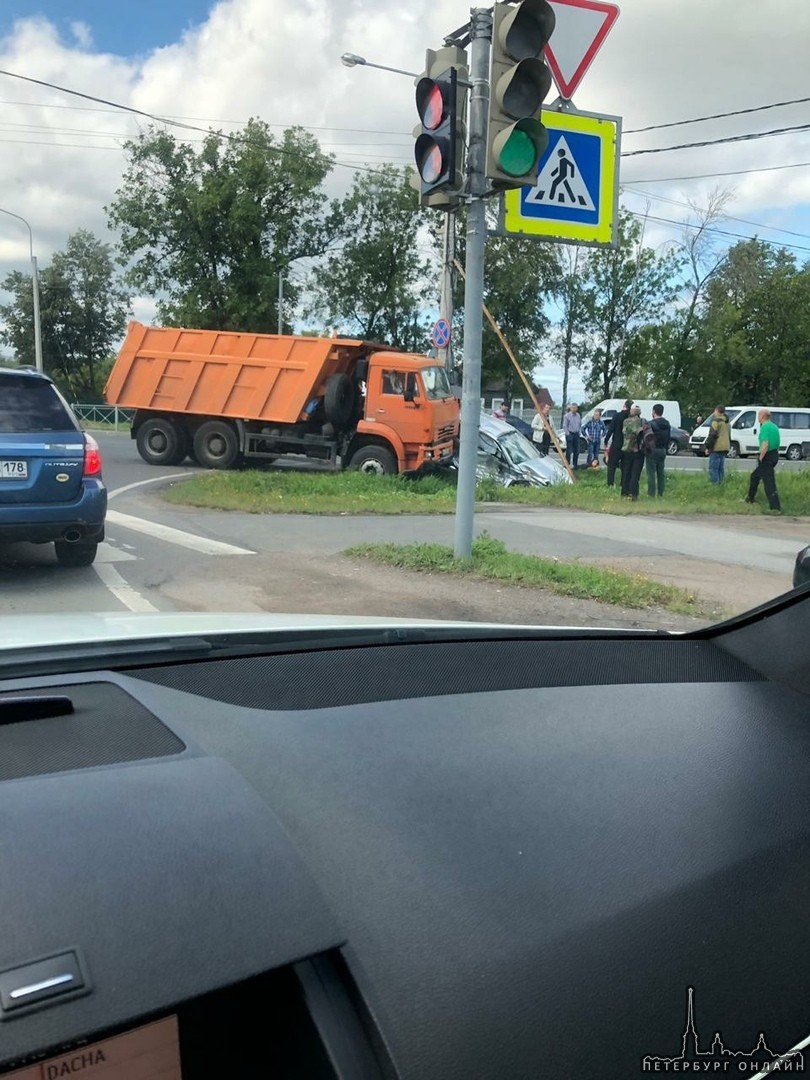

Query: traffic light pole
[{"left": 453, "top": 8, "right": 492, "bottom": 559}]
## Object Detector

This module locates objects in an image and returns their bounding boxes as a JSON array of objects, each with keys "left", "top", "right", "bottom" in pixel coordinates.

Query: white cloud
[{"left": 0, "top": 0, "right": 808, "bottom": 335}]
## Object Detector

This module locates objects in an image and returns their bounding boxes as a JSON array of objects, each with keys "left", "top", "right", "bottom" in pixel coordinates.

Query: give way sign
[{"left": 545, "top": 0, "right": 620, "bottom": 101}]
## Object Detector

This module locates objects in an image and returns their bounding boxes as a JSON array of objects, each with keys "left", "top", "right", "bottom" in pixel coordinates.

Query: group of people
[
  {"left": 504, "top": 397, "right": 783, "bottom": 511},
  {"left": 700, "top": 405, "right": 782, "bottom": 511}
]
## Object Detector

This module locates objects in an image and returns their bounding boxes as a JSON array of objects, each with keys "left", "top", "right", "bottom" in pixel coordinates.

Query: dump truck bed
[{"left": 104, "top": 323, "right": 370, "bottom": 425}]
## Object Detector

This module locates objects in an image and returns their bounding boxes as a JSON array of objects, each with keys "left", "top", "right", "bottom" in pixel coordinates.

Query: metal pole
[
  {"left": 453, "top": 7, "right": 491, "bottom": 559},
  {"left": 0, "top": 207, "right": 43, "bottom": 372},
  {"left": 438, "top": 213, "right": 456, "bottom": 371},
  {"left": 277, "top": 270, "right": 283, "bottom": 335},
  {"left": 31, "top": 254, "right": 43, "bottom": 373}
]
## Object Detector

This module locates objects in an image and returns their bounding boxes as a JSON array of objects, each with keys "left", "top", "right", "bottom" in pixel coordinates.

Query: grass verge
[
  {"left": 345, "top": 534, "right": 713, "bottom": 618},
  {"left": 161, "top": 461, "right": 810, "bottom": 517}
]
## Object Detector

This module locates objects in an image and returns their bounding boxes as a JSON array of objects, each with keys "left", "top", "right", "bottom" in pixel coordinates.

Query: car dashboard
[{"left": 1, "top": 601, "right": 809, "bottom": 1079}]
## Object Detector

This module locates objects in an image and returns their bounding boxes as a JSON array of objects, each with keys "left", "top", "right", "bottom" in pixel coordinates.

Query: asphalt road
[{"left": 0, "top": 432, "right": 804, "bottom": 619}]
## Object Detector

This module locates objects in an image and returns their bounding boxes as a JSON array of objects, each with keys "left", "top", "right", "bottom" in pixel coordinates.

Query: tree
[
  {"left": 107, "top": 121, "right": 340, "bottom": 332},
  {"left": 550, "top": 246, "right": 594, "bottom": 411},
  {"left": 306, "top": 166, "right": 433, "bottom": 350},
  {"left": 583, "top": 211, "right": 682, "bottom": 398},
  {"left": 0, "top": 229, "right": 131, "bottom": 399}
]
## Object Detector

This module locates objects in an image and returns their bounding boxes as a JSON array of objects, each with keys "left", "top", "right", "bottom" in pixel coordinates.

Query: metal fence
[{"left": 71, "top": 404, "right": 134, "bottom": 430}]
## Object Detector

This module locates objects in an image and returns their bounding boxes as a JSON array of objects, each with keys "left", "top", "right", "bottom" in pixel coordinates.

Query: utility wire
[
  {"left": 622, "top": 122, "right": 810, "bottom": 158},
  {"left": 623, "top": 186, "right": 810, "bottom": 242},
  {"left": 627, "top": 210, "right": 810, "bottom": 255},
  {"left": 624, "top": 94, "right": 810, "bottom": 134},
  {"left": 624, "top": 160, "right": 810, "bottom": 184}
]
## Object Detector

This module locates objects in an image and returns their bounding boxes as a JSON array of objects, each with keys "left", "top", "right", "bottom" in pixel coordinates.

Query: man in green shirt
[{"left": 745, "top": 409, "right": 782, "bottom": 512}]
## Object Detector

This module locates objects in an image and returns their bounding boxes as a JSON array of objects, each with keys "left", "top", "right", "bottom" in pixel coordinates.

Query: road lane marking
[
  {"left": 96, "top": 542, "right": 137, "bottom": 563},
  {"left": 108, "top": 473, "right": 190, "bottom": 500},
  {"left": 92, "top": 562, "right": 159, "bottom": 613},
  {"left": 106, "top": 510, "right": 255, "bottom": 556}
]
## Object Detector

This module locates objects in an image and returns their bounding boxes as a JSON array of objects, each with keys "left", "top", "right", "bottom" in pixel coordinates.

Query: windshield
[
  {"left": 421, "top": 366, "right": 452, "bottom": 400},
  {"left": 498, "top": 429, "right": 540, "bottom": 465},
  {"left": 0, "top": 5, "right": 806, "bottom": 642}
]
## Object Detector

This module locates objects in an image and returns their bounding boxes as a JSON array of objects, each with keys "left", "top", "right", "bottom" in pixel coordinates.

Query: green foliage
[
  {"left": 345, "top": 533, "right": 708, "bottom": 616},
  {"left": 0, "top": 229, "right": 131, "bottom": 398},
  {"left": 306, "top": 166, "right": 434, "bottom": 350},
  {"left": 106, "top": 121, "right": 340, "bottom": 332}
]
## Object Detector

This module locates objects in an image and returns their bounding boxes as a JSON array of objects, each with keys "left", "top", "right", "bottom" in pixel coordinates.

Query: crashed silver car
[{"left": 472, "top": 413, "right": 572, "bottom": 487}]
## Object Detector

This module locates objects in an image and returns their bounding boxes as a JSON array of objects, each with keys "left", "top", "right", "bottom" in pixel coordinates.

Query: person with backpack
[
  {"left": 644, "top": 404, "right": 671, "bottom": 497},
  {"left": 704, "top": 405, "right": 731, "bottom": 483},
  {"left": 620, "top": 405, "right": 645, "bottom": 500}
]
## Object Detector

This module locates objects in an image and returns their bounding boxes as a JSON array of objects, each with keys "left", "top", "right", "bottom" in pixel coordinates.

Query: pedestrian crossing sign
[{"left": 502, "top": 107, "right": 620, "bottom": 246}]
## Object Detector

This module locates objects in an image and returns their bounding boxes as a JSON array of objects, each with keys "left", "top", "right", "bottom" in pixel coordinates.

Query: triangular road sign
[
  {"left": 525, "top": 136, "right": 596, "bottom": 211},
  {"left": 545, "top": 0, "right": 620, "bottom": 101}
]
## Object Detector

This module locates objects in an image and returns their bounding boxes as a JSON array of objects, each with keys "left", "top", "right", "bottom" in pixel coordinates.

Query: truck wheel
[
  {"left": 324, "top": 373, "right": 355, "bottom": 428},
  {"left": 136, "top": 417, "right": 186, "bottom": 466},
  {"left": 348, "top": 445, "right": 397, "bottom": 476},
  {"left": 193, "top": 420, "right": 241, "bottom": 469}
]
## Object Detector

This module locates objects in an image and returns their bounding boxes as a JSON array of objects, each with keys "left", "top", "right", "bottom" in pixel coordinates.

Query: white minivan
[
  {"left": 688, "top": 406, "right": 810, "bottom": 460},
  {"left": 567, "top": 399, "right": 682, "bottom": 451}
]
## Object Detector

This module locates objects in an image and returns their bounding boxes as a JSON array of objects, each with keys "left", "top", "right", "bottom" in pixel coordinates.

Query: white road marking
[
  {"left": 95, "top": 542, "right": 136, "bottom": 563},
  {"left": 106, "top": 510, "right": 255, "bottom": 556},
  {"left": 107, "top": 472, "right": 190, "bottom": 500},
  {"left": 92, "top": 562, "right": 159, "bottom": 613}
]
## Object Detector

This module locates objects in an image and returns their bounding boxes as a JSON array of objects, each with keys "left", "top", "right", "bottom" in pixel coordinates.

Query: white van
[
  {"left": 580, "top": 399, "right": 682, "bottom": 431},
  {"left": 568, "top": 400, "right": 682, "bottom": 451},
  {"left": 688, "top": 406, "right": 810, "bottom": 460}
]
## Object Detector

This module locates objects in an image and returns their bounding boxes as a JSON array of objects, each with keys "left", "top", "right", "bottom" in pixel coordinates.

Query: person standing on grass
[
  {"left": 745, "top": 409, "right": 782, "bottom": 512},
  {"left": 532, "top": 401, "right": 552, "bottom": 456},
  {"left": 645, "top": 403, "right": 671, "bottom": 497},
  {"left": 563, "top": 403, "right": 582, "bottom": 469},
  {"left": 704, "top": 405, "right": 730, "bottom": 484},
  {"left": 620, "top": 405, "right": 644, "bottom": 500},
  {"left": 605, "top": 399, "right": 633, "bottom": 487},
  {"left": 583, "top": 409, "right": 606, "bottom": 467}
]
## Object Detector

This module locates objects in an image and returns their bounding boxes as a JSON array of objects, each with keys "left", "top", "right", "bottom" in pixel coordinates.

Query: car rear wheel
[
  {"left": 193, "top": 420, "right": 241, "bottom": 470},
  {"left": 54, "top": 541, "right": 98, "bottom": 567},
  {"left": 136, "top": 418, "right": 188, "bottom": 466},
  {"left": 666, "top": 439, "right": 679, "bottom": 456},
  {"left": 786, "top": 443, "right": 802, "bottom": 462}
]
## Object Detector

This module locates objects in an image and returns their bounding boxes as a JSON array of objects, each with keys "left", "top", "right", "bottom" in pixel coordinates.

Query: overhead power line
[
  {"left": 627, "top": 210, "right": 810, "bottom": 255},
  {"left": 624, "top": 94, "right": 810, "bottom": 135},
  {"left": 622, "top": 122, "right": 810, "bottom": 158},
  {"left": 623, "top": 186, "right": 810, "bottom": 242},
  {"left": 623, "top": 160, "right": 810, "bottom": 184}
]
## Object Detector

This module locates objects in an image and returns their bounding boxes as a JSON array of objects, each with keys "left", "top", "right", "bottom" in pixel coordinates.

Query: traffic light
[
  {"left": 412, "top": 46, "right": 468, "bottom": 210},
  {"left": 486, "top": 0, "right": 555, "bottom": 188}
]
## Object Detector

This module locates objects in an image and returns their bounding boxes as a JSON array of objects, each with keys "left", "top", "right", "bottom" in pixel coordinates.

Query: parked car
[
  {"left": 0, "top": 367, "right": 106, "bottom": 566},
  {"left": 473, "top": 413, "right": 571, "bottom": 487}
]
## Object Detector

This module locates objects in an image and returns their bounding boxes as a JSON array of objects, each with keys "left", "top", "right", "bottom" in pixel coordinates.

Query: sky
[{"left": 1, "top": 0, "right": 809, "bottom": 403}]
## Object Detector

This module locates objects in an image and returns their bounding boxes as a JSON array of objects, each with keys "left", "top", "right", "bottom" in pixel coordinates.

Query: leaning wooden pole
[{"left": 453, "top": 258, "right": 576, "bottom": 483}]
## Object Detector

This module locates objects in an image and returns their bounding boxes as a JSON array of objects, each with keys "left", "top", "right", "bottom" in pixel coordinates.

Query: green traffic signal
[{"left": 486, "top": 0, "right": 555, "bottom": 188}]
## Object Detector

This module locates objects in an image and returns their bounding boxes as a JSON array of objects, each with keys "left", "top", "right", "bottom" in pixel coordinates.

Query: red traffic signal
[{"left": 414, "top": 68, "right": 458, "bottom": 194}]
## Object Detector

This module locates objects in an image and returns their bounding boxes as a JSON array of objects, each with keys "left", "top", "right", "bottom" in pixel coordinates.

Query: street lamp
[
  {"left": 0, "top": 207, "right": 43, "bottom": 373},
  {"left": 340, "top": 52, "right": 420, "bottom": 79}
]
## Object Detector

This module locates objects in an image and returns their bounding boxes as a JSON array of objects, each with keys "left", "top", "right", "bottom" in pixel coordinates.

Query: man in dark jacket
[
  {"left": 605, "top": 399, "right": 633, "bottom": 487},
  {"left": 645, "top": 403, "right": 671, "bottom": 497}
]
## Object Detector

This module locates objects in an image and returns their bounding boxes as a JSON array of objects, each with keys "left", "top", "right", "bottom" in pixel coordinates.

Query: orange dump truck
[{"left": 104, "top": 323, "right": 459, "bottom": 474}]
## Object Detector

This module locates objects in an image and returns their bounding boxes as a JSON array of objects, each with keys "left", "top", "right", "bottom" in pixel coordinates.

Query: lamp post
[{"left": 0, "top": 207, "right": 43, "bottom": 372}]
